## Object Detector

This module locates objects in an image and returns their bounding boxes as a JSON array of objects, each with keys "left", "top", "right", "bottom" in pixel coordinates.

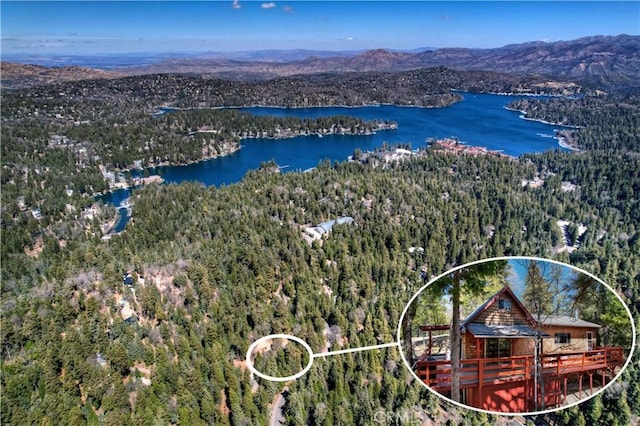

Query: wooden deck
[{"left": 415, "top": 347, "right": 625, "bottom": 393}]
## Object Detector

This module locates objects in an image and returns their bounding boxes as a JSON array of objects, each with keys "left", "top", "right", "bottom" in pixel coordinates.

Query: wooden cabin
[
  {"left": 541, "top": 315, "right": 599, "bottom": 353},
  {"left": 415, "top": 286, "right": 625, "bottom": 413},
  {"left": 461, "top": 285, "right": 543, "bottom": 361}
]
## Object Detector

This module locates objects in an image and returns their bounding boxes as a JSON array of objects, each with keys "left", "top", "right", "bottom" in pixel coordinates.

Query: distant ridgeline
[{"left": 3, "top": 34, "right": 637, "bottom": 88}]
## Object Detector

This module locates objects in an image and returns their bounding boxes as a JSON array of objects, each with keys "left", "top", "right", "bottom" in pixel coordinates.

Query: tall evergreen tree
[{"left": 430, "top": 260, "right": 508, "bottom": 402}]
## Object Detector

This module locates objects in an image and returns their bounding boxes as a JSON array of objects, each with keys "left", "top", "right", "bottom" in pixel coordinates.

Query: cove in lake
[{"left": 100, "top": 92, "right": 573, "bottom": 232}]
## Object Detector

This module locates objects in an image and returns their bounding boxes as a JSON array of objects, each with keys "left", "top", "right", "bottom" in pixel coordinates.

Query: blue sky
[
  {"left": 2, "top": 1, "right": 638, "bottom": 55},
  {"left": 506, "top": 259, "right": 578, "bottom": 299}
]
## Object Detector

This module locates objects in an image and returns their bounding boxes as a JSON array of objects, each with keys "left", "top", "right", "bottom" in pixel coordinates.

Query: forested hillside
[
  {"left": 3, "top": 150, "right": 639, "bottom": 424},
  {"left": 509, "top": 92, "right": 640, "bottom": 152},
  {"left": 1, "top": 69, "right": 639, "bottom": 425}
]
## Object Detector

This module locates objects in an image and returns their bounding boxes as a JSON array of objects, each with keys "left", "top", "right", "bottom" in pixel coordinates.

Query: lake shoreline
[
  {"left": 154, "top": 94, "right": 464, "bottom": 115},
  {"left": 155, "top": 90, "right": 574, "bottom": 116},
  {"left": 504, "top": 105, "right": 583, "bottom": 151},
  {"left": 108, "top": 121, "right": 398, "bottom": 177},
  {"left": 140, "top": 96, "right": 585, "bottom": 180},
  {"left": 102, "top": 93, "right": 580, "bottom": 233},
  {"left": 120, "top": 96, "right": 581, "bottom": 183}
]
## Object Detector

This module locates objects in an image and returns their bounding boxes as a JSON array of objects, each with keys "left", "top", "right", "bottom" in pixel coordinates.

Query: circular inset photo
[{"left": 398, "top": 257, "right": 635, "bottom": 415}]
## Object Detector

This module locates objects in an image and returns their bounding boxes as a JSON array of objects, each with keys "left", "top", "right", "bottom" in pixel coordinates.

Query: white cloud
[
  {"left": 282, "top": 5, "right": 293, "bottom": 13},
  {"left": 261, "top": 2, "right": 276, "bottom": 9},
  {"left": 232, "top": 0, "right": 241, "bottom": 9}
]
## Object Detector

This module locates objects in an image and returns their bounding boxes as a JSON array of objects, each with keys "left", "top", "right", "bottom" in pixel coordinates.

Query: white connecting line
[{"left": 312, "top": 342, "right": 399, "bottom": 358}]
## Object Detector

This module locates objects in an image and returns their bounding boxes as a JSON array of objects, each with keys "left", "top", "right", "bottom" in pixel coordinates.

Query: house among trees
[
  {"left": 315, "top": 216, "right": 354, "bottom": 235},
  {"left": 414, "top": 286, "right": 625, "bottom": 413},
  {"left": 123, "top": 272, "right": 134, "bottom": 287},
  {"left": 302, "top": 216, "right": 354, "bottom": 243}
]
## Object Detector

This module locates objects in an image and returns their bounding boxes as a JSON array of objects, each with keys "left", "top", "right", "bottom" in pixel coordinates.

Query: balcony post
[{"left": 478, "top": 358, "right": 484, "bottom": 407}]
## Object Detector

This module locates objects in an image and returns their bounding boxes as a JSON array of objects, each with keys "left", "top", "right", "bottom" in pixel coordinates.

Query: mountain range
[{"left": 1, "top": 34, "right": 638, "bottom": 89}]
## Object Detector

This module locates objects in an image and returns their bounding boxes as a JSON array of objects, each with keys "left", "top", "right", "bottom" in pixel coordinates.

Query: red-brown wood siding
[
  {"left": 542, "top": 325, "right": 599, "bottom": 354},
  {"left": 473, "top": 293, "right": 531, "bottom": 326}
]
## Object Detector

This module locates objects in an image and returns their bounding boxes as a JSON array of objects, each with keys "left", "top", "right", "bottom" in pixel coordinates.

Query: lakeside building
[{"left": 428, "top": 138, "right": 512, "bottom": 158}]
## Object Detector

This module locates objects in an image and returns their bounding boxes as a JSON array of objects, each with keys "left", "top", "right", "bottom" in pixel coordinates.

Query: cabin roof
[
  {"left": 542, "top": 315, "right": 601, "bottom": 328},
  {"left": 316, "top": 216, "right": 354, "bottom": 234},
  {"left": 462, "top": 285, "right": 537, "bottom": 327},
  {"left": 464, "top": 323, "right": 549, "bottom": 338},
  {"left": 422, "top": 286, "right": 604, "bottom": 340}
]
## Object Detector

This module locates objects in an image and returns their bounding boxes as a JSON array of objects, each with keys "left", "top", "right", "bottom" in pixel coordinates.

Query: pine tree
[{"left": 429, "top": 260, "right": 508, "bottom": 402}]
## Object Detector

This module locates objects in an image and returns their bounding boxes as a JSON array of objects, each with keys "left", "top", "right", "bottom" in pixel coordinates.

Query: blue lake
[{"left": 100, "top": 92, "right": 571, "bottom": 231}]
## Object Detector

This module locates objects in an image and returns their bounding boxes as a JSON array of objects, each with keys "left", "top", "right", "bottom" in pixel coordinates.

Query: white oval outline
[
  {"left": 245, "top": 333, "right": 315, "bottom": 382},
  {"left": 396, "top": 255, "right": 637, "bottom": 417}
]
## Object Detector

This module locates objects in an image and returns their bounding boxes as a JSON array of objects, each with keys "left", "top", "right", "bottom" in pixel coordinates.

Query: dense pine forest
[{"left": 1, "top": 67, "right": 639, "bottom": 425}]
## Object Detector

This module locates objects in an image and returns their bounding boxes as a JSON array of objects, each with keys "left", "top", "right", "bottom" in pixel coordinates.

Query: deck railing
[{"left": 415, "top": 347, "right": 624, "bottom": 391}]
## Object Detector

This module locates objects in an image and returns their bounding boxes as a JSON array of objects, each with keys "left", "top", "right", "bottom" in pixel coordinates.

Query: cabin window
[
  {"left": 554, "top": 333, "right": 571, "bottom": 344},
  {"left": 498, "top": 298, "right": 511, "bottom": 311},
  {"left": 485, "top": 338, "right": 511, "bottom": 358}
]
